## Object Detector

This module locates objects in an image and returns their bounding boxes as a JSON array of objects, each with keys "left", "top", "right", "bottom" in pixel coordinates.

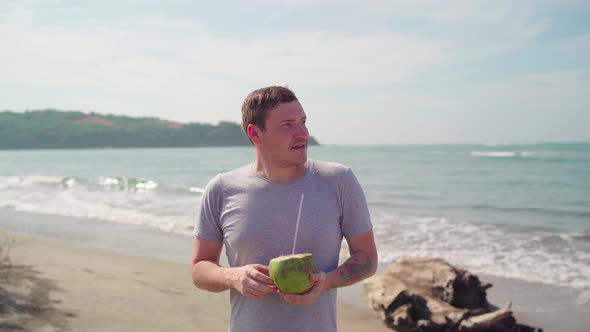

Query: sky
[{"left": 1, "top": 0, "right": 589, "bottom": 145}]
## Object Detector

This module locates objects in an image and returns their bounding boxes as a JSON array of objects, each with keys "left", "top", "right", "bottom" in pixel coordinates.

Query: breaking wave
[{"left": 365, "top": 213, "right": 590, "bottom": 290}]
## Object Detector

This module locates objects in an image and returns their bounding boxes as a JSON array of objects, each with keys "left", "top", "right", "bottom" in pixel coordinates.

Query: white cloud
[
  {"left": 0, "top": 3, "right": 447, "bottom": 83},
  {"left": 0, "top": 4, "right": 448, "bottom": 123},
  {"left": 194, "top": 32, "right": 447, "bottom": 87},
  {"left": 1, "top": 1, "right": 588, "bottom": 144},
  {"left": 393, "top": 1, "right": 548, "bottom": 60},
  {"left": 270, "top": 0, "right": 548, "bottom": 60}
]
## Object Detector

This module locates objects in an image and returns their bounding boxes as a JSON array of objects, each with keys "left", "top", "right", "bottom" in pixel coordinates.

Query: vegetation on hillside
[{"left": 0, "top": 109, "right": 319, "bottom": 149}]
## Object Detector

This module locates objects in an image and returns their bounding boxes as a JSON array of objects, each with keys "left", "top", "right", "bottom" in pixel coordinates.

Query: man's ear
[{"left": 247, "top": 124, "right": 260, "bottom": 143}]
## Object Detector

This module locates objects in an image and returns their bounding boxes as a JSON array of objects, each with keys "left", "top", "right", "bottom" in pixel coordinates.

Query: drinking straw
[{"left": 291, "top": 193, "right": 305, "bottom": 255}]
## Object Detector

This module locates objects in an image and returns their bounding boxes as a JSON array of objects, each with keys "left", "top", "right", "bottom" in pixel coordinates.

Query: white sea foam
[
  {"left": 0, "top": 175, "right": 66, "bottom": 189},
  {"left": 189, "top": 187, "right": 205, "bottom": 194},
  {"left": 98, "top": 176, "right": 158, "bottom": 192},
  {"left": 470, "top": 151, "right": 530, "bottom": 158},
  {"left": 0, "top": 177, "right": 196, "bottom": 236},
  {"left": 368, "top": 214, "right": 590, "bottom": 290}
]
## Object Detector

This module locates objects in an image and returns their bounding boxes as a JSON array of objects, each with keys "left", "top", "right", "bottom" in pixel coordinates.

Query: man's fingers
[
  {"left": 249, "top": 283, "right": 273, "bottom": 294},
  {"left": 310, "top": 272, "right": 325, "bottom": 282},
  {"left": 248, "top": 267, "right": 273, "bottom": 285},
  {"left": 275, "top": 273, "right": 327, "bottom": 305},
  {"left": 254, "top": 264, "right": 269, "bottom": 273},
  {"left": 253, "top": 272, "right": 274, "bottom": 285},
  {"left": 246, "top": 278, "right": 274, "bottom": 294},
  {"left": 245, "top": 284, "right": 271, "bottom": 301},
  {"left": 275, "top": 289, "right": 293, "bottom": 303}
]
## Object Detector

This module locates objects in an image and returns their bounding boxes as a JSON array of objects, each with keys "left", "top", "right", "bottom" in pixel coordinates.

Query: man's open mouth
[{"left": 290, "top": 143, "right": 307, "bottom": 150}]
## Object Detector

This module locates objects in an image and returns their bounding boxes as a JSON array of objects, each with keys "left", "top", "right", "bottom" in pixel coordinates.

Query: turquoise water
[{"left": 0, "top": 143, "right": 589, "bottom": 288}]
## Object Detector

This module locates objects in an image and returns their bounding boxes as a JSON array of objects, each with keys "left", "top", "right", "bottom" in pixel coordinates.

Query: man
[{"left": 191, "top": 86, "right": 377, "bottom": 332}]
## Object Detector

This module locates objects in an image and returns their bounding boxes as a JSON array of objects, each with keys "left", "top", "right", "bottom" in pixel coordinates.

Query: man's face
[{"left": 257, "top": 100, "right": 309, "bottom": 167}]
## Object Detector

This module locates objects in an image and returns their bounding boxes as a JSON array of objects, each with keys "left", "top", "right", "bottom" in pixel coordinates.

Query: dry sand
[{"left": 0, "top": 231, "right": 388, "bottom": 332}]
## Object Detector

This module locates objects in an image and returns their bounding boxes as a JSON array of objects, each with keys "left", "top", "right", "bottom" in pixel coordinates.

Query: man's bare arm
[
  {"left": 191, "top": 237, "right": 275, "bottom": 300},
  {"left": 191, "top": 237, "right": 231, "bottom": 292},
  {"left": 325, "top": 230, "right": 377, "bottom": 289}
]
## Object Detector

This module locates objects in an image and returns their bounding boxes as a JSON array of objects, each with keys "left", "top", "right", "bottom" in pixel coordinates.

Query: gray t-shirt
[{"left": 194, "top": 159, "right": 372, "bottom": 332}]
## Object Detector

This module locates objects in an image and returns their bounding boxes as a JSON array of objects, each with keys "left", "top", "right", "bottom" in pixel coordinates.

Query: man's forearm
[
  {"left": 191, "top": 260, "right": 233, "bottom": 292},
  {"left": 325, "top": 250, "right": 377, "bottom": 289}
]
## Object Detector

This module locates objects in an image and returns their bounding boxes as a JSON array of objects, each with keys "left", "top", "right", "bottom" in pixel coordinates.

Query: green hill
[{"left": 0, "top": 109, "right": 319, "bottom": 149}]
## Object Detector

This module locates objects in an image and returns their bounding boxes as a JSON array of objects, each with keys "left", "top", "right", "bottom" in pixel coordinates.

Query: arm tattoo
[{"left": 333, "top": 254, "right": 374, "bottom": 288}]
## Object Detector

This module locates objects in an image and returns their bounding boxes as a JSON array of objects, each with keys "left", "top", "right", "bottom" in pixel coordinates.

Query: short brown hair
[{"left": 241, "top": 86, "right": 298, "bottom": 137}]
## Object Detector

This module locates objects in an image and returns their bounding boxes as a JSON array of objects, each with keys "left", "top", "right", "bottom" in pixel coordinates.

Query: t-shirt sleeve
[
  {"left": 193, "top": 174, "right": 224, "bottom": 242},
  {"left": 339, "top": 168, "right": 373, "bottom": 239}
]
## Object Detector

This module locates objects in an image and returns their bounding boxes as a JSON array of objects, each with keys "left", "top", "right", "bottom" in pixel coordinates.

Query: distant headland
[{"left": 0, "top": 109, "right": 319, "bottom": 149}]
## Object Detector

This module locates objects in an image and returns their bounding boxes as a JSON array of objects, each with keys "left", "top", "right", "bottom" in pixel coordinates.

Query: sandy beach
[
  {"left": 0, "top": 209, "right": 389, "bottom": 332},
  {"left": 1, "top": 208, "right": 589, "bottom": 331}
]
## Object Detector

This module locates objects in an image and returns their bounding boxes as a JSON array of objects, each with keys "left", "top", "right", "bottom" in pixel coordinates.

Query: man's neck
[{"left": 254, "top": 154, "right": 308, "bottom": 183}]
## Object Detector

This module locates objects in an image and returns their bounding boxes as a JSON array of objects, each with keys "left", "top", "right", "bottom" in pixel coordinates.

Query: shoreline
[
  {"left": 1, "top": 230, "right": 387, "bottom": 332},
  {"left": 0, "top": 209, "right": 388, "bottom": 331},
  {"left": 1, "top": 208, "right": 588, "bottom": 331}
]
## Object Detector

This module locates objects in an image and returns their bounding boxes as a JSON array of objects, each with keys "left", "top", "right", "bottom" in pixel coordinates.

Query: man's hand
[
  {"left": 227, "top": 264, "right": 275, "bottom": 301},
  {"left": 275, "top": 271, "right": 327, "bottom": 305}
]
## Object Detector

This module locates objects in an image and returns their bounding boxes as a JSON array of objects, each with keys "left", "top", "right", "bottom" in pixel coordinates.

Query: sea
[{"left": 1, "top": 143, "right": 589, "bottom": 291}]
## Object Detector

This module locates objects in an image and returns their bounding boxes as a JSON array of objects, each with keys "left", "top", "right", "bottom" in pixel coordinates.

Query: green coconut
[{"left": 269, "top": 253, "right": 318, "bottom": 294}]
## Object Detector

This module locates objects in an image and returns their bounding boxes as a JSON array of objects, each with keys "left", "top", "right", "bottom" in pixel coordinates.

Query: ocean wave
[
  {"left": 0, "top": 176, "right": 199, "bottom": 236},
  {"left": 470, "top": 151, "right": 531, "bottom": 158},
  {"left": 0, "top": 188, "right": 197, "bottom": 236},
  {"left": 98, "top": 176, "right": 158, "bottom": 192},
  {"left": 189, "top": 187, "right": 205, "bottom": 194},
  {"left": 469, "top": 149, "right": 590, "bottom": 161},
  {"left": 571, "top": 230, "right": 590, "bottom": 242},
  {"left": 0, "top": 174, "right": 210, "bottom": 205},
  {"left": 0, "top": 175, "right": 73, "bottom": 190},
  {"left": 367, "top": 214, "right": 590, "bottom": 290},
  {"left": 468, "top": 204, "right": 590, "bottom": 219},
  {"left": 0, "top": 175, "right": 162, "bottom": 193}
]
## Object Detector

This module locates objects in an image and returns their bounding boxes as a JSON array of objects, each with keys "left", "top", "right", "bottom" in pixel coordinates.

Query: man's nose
[{"left": 293, "top": 123, "right": 308, "bottom": 138}]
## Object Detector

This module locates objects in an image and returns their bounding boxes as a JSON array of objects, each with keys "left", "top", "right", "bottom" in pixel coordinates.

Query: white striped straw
[{"left": 291, "top": 193, "right": 305, "bottom": 255}]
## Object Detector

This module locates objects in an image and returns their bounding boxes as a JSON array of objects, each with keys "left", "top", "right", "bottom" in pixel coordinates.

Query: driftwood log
[{"left": 363, "top": 257, "right": 543, "bottom": 332}]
